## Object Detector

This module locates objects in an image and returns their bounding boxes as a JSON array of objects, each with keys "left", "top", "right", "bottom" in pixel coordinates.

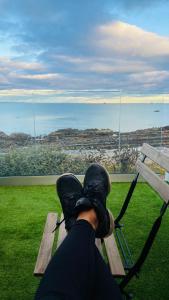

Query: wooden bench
[
  {"left": 34, "top": 211, "right": 125, "bottom": 277},
  {"left": 114, "top": 143, "right": 169, "bottom": 293},
  {"left": 34, "top": 213, "right": 58, "bottom": 276},
  {"left": 34, "top": 143, "right": 169, "bottom": 297}
]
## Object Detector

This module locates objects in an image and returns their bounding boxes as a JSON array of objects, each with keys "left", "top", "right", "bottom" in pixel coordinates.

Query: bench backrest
[
  {"left": 136, "top": 143, "right": 169, "bottom": 204},
  {"left": 119, "top": 143, "right": 169, "bottom": 291}
]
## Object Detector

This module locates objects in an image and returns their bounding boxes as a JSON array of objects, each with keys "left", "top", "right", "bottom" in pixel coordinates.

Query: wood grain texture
[
  {"left": 104, "top": 233, "right": 125, "bottom": 277},
  {"left": 95, "top": 238, "right": 103, "bottom": 256},
  {"left": 136, "top": 160, "right": 169, "bottom": 203},
  {"left": 34, "top": 212, "right": 57, "bottom": 276},
  {"left": 57, "top": 213, "right": 67, "bottom": 249},
  {"left": 141, "top": 143, "right": 169, "bottom": 172}
]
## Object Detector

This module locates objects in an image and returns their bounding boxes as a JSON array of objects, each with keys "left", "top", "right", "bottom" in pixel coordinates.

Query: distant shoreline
[{"left": 0, "top": 126, "right": 169, "bottom": 151}]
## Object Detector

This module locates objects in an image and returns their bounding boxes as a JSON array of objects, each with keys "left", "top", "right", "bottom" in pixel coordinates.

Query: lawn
[{"left": 0, "top": 183, "right": 169, "bottom": 300}]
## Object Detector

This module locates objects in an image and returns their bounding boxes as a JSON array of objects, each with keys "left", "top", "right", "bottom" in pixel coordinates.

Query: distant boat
[{"left": 154, "top": 110, "right": 160, "bottom": 112}]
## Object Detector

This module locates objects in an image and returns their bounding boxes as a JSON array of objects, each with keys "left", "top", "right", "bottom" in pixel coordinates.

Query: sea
[{"left": 0, "top": 102, "right": 168, "bottom": 136}]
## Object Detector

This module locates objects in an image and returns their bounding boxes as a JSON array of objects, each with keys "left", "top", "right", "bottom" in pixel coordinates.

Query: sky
[{"left": 0, "top": 0, "right": 169, "bottom": 103}]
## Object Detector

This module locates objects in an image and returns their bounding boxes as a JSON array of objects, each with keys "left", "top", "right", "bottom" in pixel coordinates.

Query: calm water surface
[{"left": 0, "top": 102, "right": 168, "bottom": 135}]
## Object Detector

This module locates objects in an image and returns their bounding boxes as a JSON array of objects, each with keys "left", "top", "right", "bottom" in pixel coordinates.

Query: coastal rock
[
  {"left": 0, "top": 131, "right": 8, "bottom": 139},
  {"left": 0, "top": 127, "right": 169, "bottom": 150},
  {"left": 10, "top": 133, "right": 31, "bottom": 140}
]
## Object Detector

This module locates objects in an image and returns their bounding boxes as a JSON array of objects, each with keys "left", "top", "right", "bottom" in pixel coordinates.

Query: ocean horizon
[{"left": 0, "top": 102, "right": 168, "bottom": 136}]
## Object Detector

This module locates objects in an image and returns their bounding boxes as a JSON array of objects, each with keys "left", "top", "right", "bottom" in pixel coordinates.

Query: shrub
[{"left": 0, "top": 145, "right": 138, "bottom": 176}]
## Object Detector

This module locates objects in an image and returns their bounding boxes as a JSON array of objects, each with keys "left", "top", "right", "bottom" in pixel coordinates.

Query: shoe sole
[{"left": 104, "top": 209, "right": 115, "bottom": 238}]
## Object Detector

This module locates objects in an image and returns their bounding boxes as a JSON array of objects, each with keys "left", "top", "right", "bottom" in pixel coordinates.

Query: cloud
[
  {"left": 129, "top": 71, "right": 169, "bottom": 83},
  {"left": 0, "top": 89, "right": 168, "bottom": 103},
  {"left": 0, "top": 89, "right": 63, "bottom": 96},
  {"left": 76, "top": 58, "right": 153, "bottom": 74},
  {"left": 45, "top": 50, "right": 154, "bottom": 76},
  {"left": 0, "top": 57, "right": 44, "bottom": 72},
  {"left": 12, "top": 73, "right": 62, "bottom": 80},
  {"left": 0, "top": 0, "right": 113, "bottom": 54},
  {"left": 0, "top": 1, "right": 169, "bottom": 94},
  {"left": 94, "top": 21, "right": 169, "bottom": 57}
]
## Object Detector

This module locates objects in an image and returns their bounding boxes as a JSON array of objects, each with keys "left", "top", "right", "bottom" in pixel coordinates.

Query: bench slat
[
  {"left": 104, "top": 233, "right": 125, "bottom": 277},
  {"left": 95, "top": 238, "right": 103, "bottom": 256},
  {"left": 34, "top": 212, "right": 57, "bottom": 276},
  {"left": 136, "top": 160, "right": 169, "bottom": 203},
  {"left": 57, "top": 213, "right": 67, "bottom": 249},
  {"left": 104, "top": 211, "right": 125, "bottom": 277},
  {"left": 141, "top": 143, "right": 169, "bottom": 172}
]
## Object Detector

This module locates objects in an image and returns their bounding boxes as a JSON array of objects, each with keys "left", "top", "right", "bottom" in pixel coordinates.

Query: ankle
[{"left": 77, "top": 209, "right": 98, "bottom": 231}]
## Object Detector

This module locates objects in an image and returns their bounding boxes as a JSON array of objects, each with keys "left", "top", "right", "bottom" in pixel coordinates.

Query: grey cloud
[
  {"left": 1, "top": 0, "right": 168, "bottom": 53},
  {"left": 0, "top": 0, "right": 112, "bottom": 50},
  {"left": 0, "top": 0, "right": 169, "bottom": 94},
  {"left": 1, "top": 0, "right": 167, "bottom": 57}
]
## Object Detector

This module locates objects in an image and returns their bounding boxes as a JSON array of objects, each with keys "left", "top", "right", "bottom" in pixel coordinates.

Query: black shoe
[
  {"left": 56, "top": 173, "right": 83, "bottom": 231},
  {"left": 75, "top": 163, "right": 111, "bottom": 238}
]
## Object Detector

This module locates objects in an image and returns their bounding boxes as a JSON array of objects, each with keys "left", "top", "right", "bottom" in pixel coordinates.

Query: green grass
[{"left": 0, "top": 183, "right": 169, "bottom": 300}]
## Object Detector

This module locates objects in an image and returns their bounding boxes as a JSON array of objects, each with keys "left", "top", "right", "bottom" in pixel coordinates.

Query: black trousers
[{"left": 35, "top": 220, "right": 123, "bottom": 300}]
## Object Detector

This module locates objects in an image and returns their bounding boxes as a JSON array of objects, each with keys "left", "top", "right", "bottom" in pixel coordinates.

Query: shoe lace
[
  {"left": 62, "top": 192, "right": 76, "bottom": 201},
  {"left": 84, "top": 182, "right": 104, "bottom": 199},
  {"left": 52, "top": 192, "right": 81, "bottom": 233},
  {"left": 52, "top": 217, "right": 66, "bottom": 232}
]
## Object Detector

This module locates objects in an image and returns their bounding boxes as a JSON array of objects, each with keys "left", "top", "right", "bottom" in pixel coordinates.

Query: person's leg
[
  {"left": 35, "top": 165, "right": 123, "bottom": 300},
  {"left": 35, "top": 216, "right": 96, "bottom": 300},
  {"left": 93, "top": 245, "right": 122, "bottom": 300},
  {"left": 35, "top": 209, "right": 122, "bottom": 300}
]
